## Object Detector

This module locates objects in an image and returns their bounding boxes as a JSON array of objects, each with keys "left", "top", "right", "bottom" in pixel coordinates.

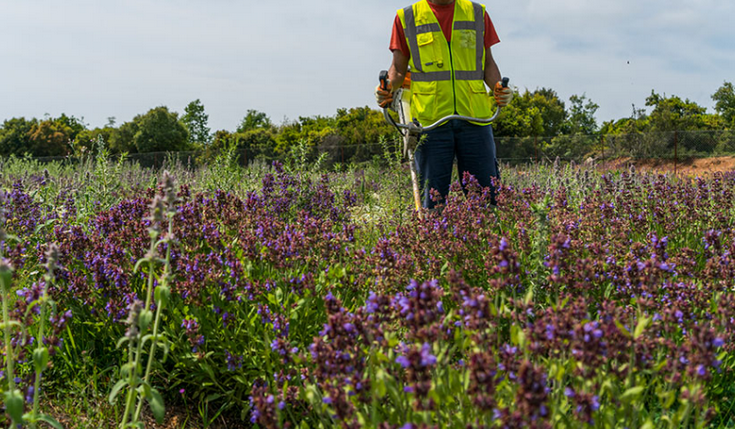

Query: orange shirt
[{"left": 389, "top": 2, "right": 500, "bottom": 58}]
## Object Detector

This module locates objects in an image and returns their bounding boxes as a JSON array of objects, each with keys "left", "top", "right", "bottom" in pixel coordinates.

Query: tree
[
  {"left": 335, "top": 107, "right": 394, "bottom": 146},
  {"left": 182, "top": 99, "right": 211, "bottom": 146},
  {"left": 237, "top": 110, "right": 272, "bottom": 133},
  {"left": 493, "top": 88, "right": 567, "bottom": 138},
  {"left": 565, "top": 94, "right": 599, "bottom": 135},
  {"left": 132, "top": 107, "right": 189, "bottom": 153},
  {"left": 712, "top": 81, "right": 735, "bottom": 127},
  {"left": 275, "top": 115, "right": 337, "bottom": 154},
  {"left": 26, "top": 118, "right": 76, "bottom": 157},
  {"left": 73, "top": 127, "right": 116, "bottom": 156},
  {"left": 0, "top": 117, "right": 37, "bottom": 156},
  {"left": 644, "top": 91, "right": 708, "bottom": 132},
  {"left": 109, "top": 119, "right": 139, "bottom": 154},
  {"left": 55, "top": 113, "right": 86, "bottom": 138}
]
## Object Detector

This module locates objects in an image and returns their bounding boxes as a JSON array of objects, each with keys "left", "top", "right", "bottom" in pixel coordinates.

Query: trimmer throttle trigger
[{"left": 379, "top": 70, "right": 390, "bottom": 91}]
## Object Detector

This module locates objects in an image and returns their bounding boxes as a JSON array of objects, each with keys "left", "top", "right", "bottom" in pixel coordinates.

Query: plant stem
[
  {"left": 120, "top": 333, "right": 137, "bottom": 429},
  {"left": 31, "top": 271, "right": 53, "bottom": 429},
  {"left": 2, "top": 287, "right": 15, "bottom": 393},
  {"left": 133, "top": 296, "right": 165, "bottom": 422},
  {"left": 133, "top": 219, "right": 172, "bottom": 421}
]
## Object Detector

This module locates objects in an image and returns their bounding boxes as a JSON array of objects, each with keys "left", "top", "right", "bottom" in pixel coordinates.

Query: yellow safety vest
[{"left": 397, "top": 0, "right": 492, "bottom": 127}]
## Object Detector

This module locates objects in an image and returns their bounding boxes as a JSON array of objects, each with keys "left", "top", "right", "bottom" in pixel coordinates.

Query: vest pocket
[
  {"left": 468, "top": 81, "right": 493, "bottom": 119},
  {"left": 416, "top": 33, "right": 438, "bottom": 68},
  {"left": 411, "top": 81, "right": 437, "bottom": 124},
  {"left": 417, "top": 33, "right": 434, "bottom": 46}
]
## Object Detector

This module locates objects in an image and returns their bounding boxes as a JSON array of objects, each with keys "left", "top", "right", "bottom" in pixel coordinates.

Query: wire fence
[
  {"left": 22, "top": 130, "right": 735, "bottom": 171},
  {"left": 496, "top": 129, "right": 735, "bottom": 165}
]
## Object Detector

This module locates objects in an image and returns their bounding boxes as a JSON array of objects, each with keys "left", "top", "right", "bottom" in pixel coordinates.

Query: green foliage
[
  {"left": 204, "top": 127, "right": 278, "bottom": 166},
  {"left": 494, "top": 88, "right": 567, "bottom": 138},
  {"left": 712, "top": 81, "right": 735, "bottom": 127},
  {"left": 5, "top": 80, "right": 735, "bottom": 163},
  {"left": 237, "top": 109, "right": 273, "bottom": 133},
  {"left": 182, "top": 99, "right": 212, "bottom": 146},
  {"left": 26, "top": 119, "right": 74, "bottom": 157},
  {"left": 565, "top": 94, "right": 599, "bottom": 135},
  {"left": 0, "top": 117, "right": 38, "bottom": 157},
  {"left": 133, "top": 106, "right": 189, "bottom": 153},
  {"left": 201, "top": 135, "right": 242, "bottom": 192},
  {"left": 109, "top": 119, "right": 139, "bottom": 154},
  {"left": 546, "top": 134, "right": 599, "bottom": 159},
  {"left": 0, "top": 114, "right": 86, "bottom": 158},
  {"left": 645, "top": 91, "right": 710, "bottom": 132},
  {"left": 276, "top": 115, "right": 336, "bottom": 154},
  {"left": 73, "top": 127, "right": 115, "bottom": 157},
  {"left": 335, "top": 106, "right": 395, "bottom": 147}
]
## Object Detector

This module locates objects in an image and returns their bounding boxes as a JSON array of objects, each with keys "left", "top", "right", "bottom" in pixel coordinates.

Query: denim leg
[
  {"left": 414, "top": 122, "right": 455, "bottom": 209},
  {"left": 454, "top": 122, "right": 500, "bottom": 203}
]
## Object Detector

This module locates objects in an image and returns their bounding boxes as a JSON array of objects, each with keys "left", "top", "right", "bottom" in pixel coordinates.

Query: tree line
[{"left": 1, "top": 82, "right": 734, "bottom": 162}]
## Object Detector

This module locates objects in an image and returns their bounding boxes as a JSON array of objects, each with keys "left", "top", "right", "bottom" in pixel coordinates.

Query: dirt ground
[{"left": 598, "top": 156, "right": 735, "bottom": 176}]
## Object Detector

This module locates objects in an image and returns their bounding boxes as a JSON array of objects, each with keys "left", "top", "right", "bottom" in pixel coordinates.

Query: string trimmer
[{"left": 379, "top": 71, "right": 508, "bottom": 219}]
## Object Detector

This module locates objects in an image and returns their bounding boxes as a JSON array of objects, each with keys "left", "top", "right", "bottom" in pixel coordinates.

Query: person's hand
[
  {"left": 375, "top": 82, "right": 393, "bottom": 109},
  {"left": 493, "top": 81, "right": 513, "bottom": 107}
]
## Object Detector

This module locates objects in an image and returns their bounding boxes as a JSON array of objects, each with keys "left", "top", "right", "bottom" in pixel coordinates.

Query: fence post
[
  {"left": 341, "top": 146, "right": 344, "bottom": 164},
  {"left": 600, "top": 134, "right": 605, "bottom": 163},
  {"left": 674, "top": 131, "right": 678, "bottom": 175},
  {"left": 534, "top": 135, "right": 539, "bottom": 162}
]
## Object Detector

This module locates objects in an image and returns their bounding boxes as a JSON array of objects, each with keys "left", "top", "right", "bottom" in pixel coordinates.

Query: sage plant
[{"left": 111, "top": 172, "right": 177, "bottom": 428}]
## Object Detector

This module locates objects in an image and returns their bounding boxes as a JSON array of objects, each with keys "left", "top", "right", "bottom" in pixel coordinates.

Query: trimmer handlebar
[{"left": 380, "top": 71, "right": 509, "bottom": 134}]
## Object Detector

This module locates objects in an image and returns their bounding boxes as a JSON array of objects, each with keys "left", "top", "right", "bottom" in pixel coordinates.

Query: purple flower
[
  {"left": 696, "top": 365, "right": 706, "bottom": 377},
  {"left": 396, "top": 355, "right": 410, "bottom": 368},
  {"left": 420, "top": 343, "right": 437, "bottom": 367}
]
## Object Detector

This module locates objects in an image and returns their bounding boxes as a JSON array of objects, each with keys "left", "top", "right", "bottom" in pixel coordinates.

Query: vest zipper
[
  {"left": 449, "top": 47, "right": 457, "bottom": 115},
  {"left": 448, "top": 17, "right": 457, "bottom": 115}
]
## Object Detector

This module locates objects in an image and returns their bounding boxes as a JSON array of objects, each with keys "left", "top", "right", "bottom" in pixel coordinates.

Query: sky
[{"left": 1, "top": 0, "right": 734, "bottom": 133}]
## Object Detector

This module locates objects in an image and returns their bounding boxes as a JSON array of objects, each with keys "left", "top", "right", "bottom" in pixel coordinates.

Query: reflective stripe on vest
[{"left": 398, "top": 0, "right": 492, "bottom": 127}]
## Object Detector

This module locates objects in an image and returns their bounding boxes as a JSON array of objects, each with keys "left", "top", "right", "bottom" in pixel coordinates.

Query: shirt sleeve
[
  {"left": 485, "top": 11, "right": 500, "bottom": 49},
  {"left": 389, "top": 14, "right": 411, "bottom": 59}
]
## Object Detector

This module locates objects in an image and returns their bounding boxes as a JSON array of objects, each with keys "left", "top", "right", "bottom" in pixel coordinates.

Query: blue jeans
[{"left": 414, "top": 119, "right": 500, "bottom": 209}]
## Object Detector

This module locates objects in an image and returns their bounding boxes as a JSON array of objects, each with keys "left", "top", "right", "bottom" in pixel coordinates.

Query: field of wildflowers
[{"left": 1, "top": 151, "right": 735, "bottom": 428}]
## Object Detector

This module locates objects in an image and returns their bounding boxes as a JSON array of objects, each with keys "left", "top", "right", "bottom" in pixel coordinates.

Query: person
[{"left": 375, "top": 0, "right": 513, "bottom": 209}]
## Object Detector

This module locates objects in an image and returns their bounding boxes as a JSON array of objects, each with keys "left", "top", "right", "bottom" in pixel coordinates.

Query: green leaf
[
  {"left": 139, "top": 309, "right": 153, "bottom": 332},
  {"left": 524, "top": 286, "right": 534, "bottom": 305},
  {"left": 375, "top": 370, "right": 387, "bottom": 398},
  {"left": 34, "top": 218, "right": 57, "bottom": 235},
  {"left": 147, "top": 387, "right": 166, "bottom": 424},
  {"left": 205, "top": 393, "right": 222, "bottom": 403},
  {"left": 615, "top": 320, "right": 631, "bottom": 338},
  {"left": 38, "top": 413, "right": 65, "bottom": 429},
  {"left": 154, "top": 285, "right": 171, "bottom": 305},
  {"left": 109, "top": 379, "right": 128, "bottom": 404},
  {"left": 0, "top": 261, "right": 14, "bottom": 292},
  {"left": 33, "top": 346, "right": 50, "bottom": 372},
  {"left": 620, "top": 386, "right": 645, "bottom": 403},
  {"left": 640, "top": 419, "right": 654, "bottom": 429},
  {"left": 634, "top": 316, "right": 650, "bottom": 340},
  {"left": 116, "top": 337, "right": 130, "bottom": 349},
  {"left": 4, "top": 389, "right": 24, "bottom": 424}
]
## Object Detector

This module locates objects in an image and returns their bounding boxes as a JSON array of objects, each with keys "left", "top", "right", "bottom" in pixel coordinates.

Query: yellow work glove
[
  {"left": 375, "top": 82, "right": 393, "bottom": 109},
  {"left": 493, "top": 81, "right": 514, "bottom": 107}
]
